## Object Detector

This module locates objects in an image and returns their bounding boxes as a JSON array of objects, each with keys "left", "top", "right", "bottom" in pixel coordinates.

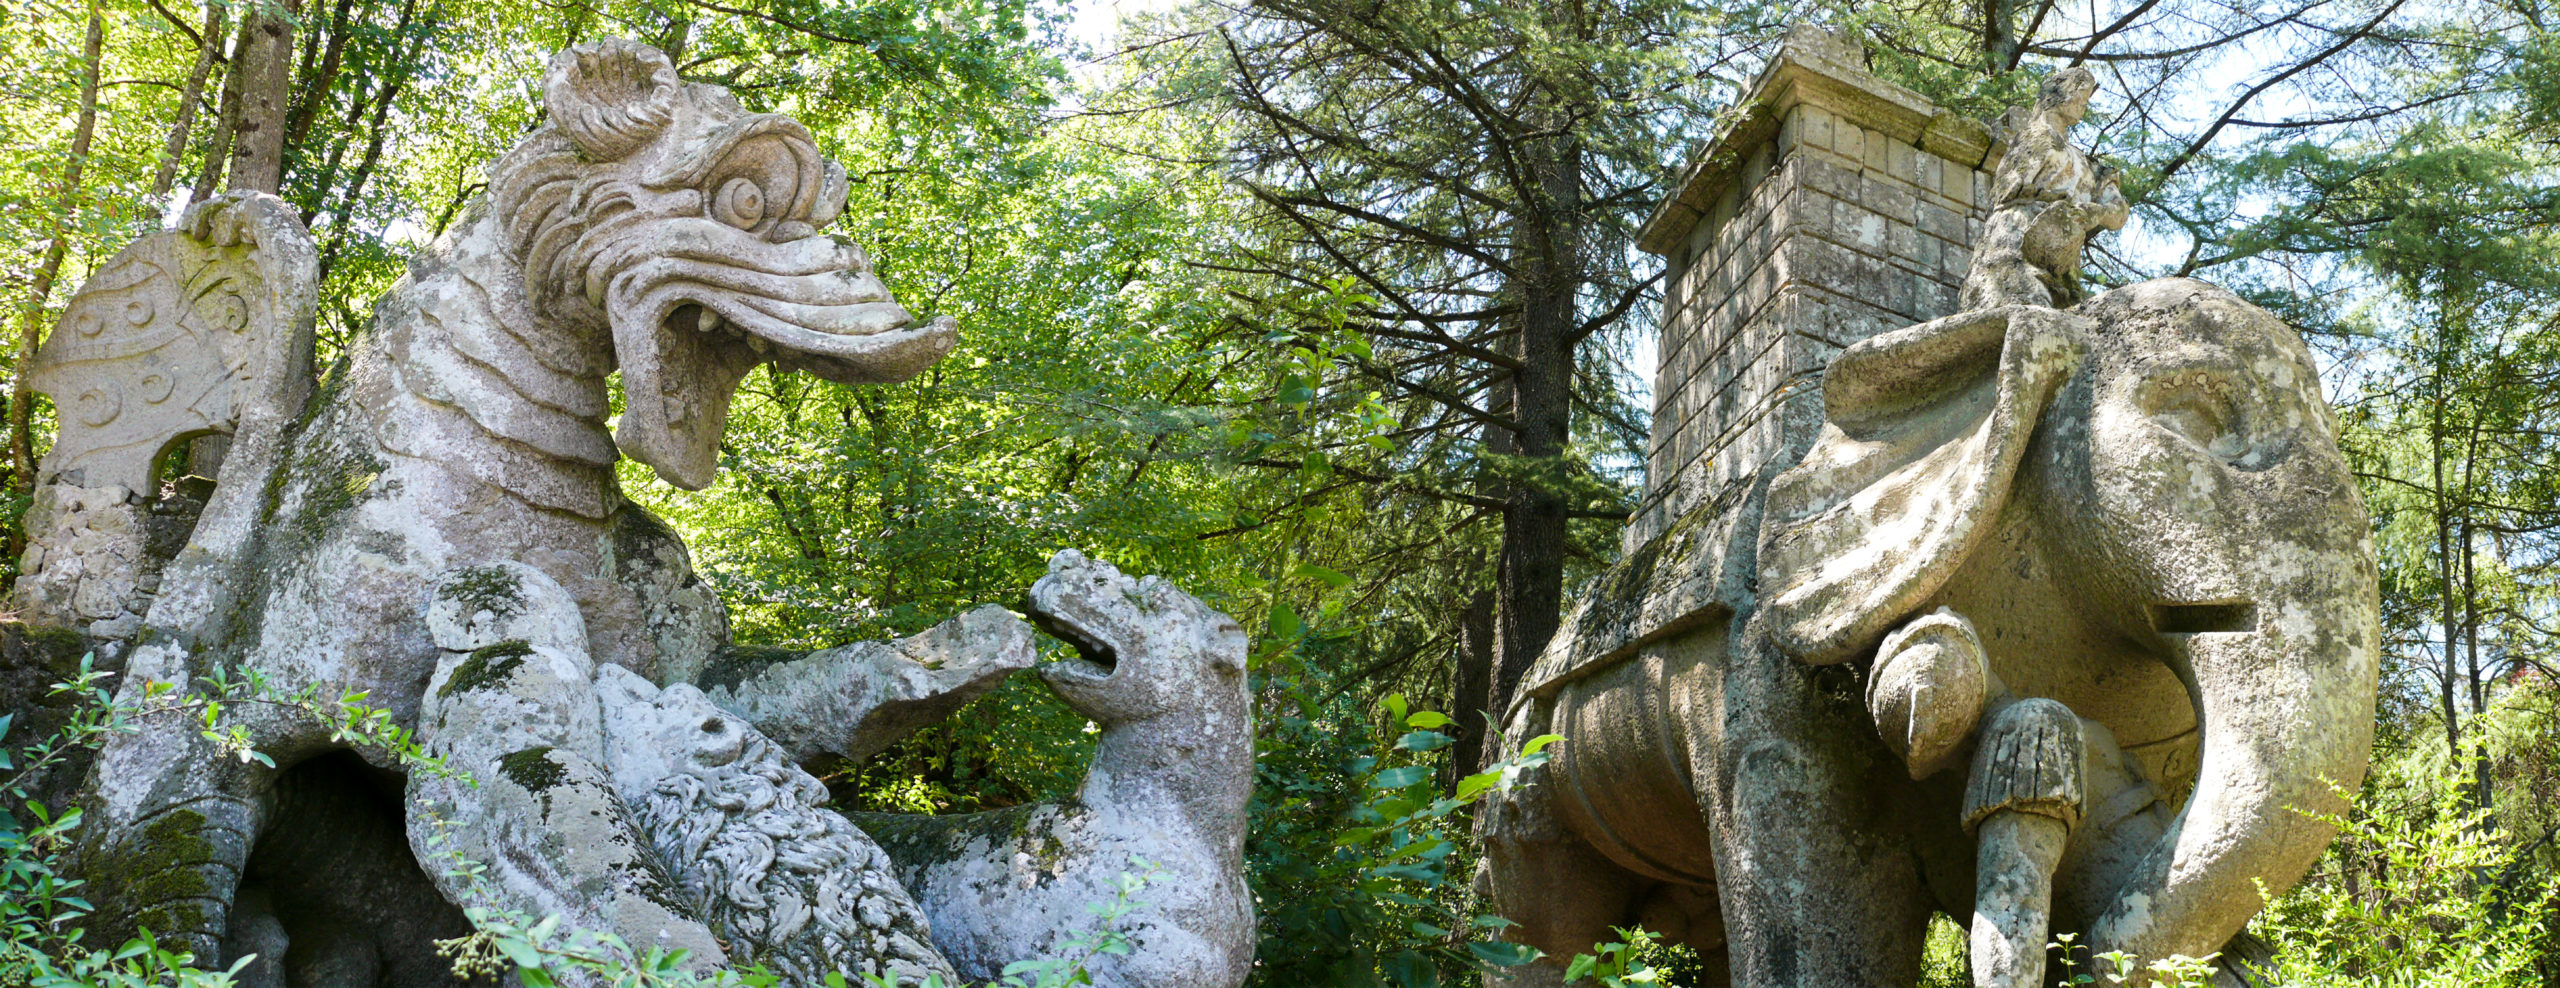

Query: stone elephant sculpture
[{"left": 1479, "top": 281, "right": 2380, "bottom": 987}]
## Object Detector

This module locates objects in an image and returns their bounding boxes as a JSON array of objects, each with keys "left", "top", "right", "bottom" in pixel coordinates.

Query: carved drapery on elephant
[
  {"left": 35, "top": 39, "right": 1254, "bottom": 988},
  {"left": 1479, "top": 70, "right": 2378, "bottom": 988}
]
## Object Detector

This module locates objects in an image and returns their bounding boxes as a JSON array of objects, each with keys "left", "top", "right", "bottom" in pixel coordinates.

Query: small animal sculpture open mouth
[
  {"left": 1032, "top": 605, "right": 1121, "bottom": 675},
  {"left": 2148, "top": 600, "right": 2258, "bottom": 635}
]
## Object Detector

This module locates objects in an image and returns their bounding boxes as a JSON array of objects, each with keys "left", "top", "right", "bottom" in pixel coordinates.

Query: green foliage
[
  {"left": 1246, "top": 689, "right": 1554, "bottom": 986},
  {"left": 2051, "top": 933, "right": 2215, "bottom": 988},
  {"left": 2249, "top": 740, "right": 2560, "bottom": 986},
  {"left": 1917, "top": 914, "right": 1969, "bottom": 988},
  {"left": 1564, "top": 927, "right": 1666, "bottom": 986}
]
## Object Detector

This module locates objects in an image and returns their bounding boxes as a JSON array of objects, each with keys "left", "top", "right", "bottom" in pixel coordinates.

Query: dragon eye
[{"left": 712, "top": 178, "right": 765, "bottom": 230}]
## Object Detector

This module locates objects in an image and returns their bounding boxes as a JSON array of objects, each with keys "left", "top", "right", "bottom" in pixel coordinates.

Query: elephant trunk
[{"left": 2087, "top": 595, "right": 2378, "bottom": 972}]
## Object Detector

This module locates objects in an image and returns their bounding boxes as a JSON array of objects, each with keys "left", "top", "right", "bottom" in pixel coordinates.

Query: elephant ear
[{"left": 1758, "top": 306, "right": 2085, "bottom": 664}]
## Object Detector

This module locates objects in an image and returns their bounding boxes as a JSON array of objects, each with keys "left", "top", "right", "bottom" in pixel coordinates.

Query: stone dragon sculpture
[{"left": 30, "top": 39, "right": 1255, "bottom": 988}]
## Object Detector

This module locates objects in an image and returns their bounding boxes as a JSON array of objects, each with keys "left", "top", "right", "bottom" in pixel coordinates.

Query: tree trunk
[
  {"left": 2431, "top": 364, "right": 2462, "bottom": 768},
  {"left": 2461, "top": 518, "right": 2492, "bottom": 812},
  {"left": 1982, "top": 0, "right": 2018, "bottom": 74},
  {"left": 1447, "top": 589, "right": 1497, "bottom": 784},
  {"left": 191, "top": 15, "right": 249, "bottom": 205},
  {"left": 317, "top": 0, "right": 434, "bottom": 279},
  {"left": 1487, "top": 129, "right": 1584, "bottom": 721},
  {"left": 225, "top": 0, "right": 303, "bottom": 194},
  {"left": 148, "top": 1, "right": 229, "bottom": 212},
  {"left": 7, "top": 0, "right": 106, "bottom": 499},
  {"left": 281, "top": 0, "right": 356, "bottom": 187}
]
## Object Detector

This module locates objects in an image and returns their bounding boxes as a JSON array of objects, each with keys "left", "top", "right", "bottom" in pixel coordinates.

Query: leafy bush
[
  {"left": 1246, "top": 686, "right": 1553, "bottom": 987},
  {"left": 2249, "top": 758, "right": 2557, "bottom": 987}
]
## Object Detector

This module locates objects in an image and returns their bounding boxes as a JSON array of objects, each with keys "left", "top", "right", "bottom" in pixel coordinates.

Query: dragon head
[{"left": 490, "top": 39, "right": 956, "bottom": 489}]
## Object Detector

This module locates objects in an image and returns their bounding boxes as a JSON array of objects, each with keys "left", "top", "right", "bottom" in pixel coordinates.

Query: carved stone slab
[
  {"left": 29, "top": 193, "right": 315, "bottom": 493},
  {"left": 13, "top": 193, "right": 315, "bottom": 636}
]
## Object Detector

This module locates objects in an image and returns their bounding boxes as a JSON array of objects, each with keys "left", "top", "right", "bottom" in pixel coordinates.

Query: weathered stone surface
[
  {"left": 407, "top": 551, "right": 1254, "bottom": 988},
  {"left": 700, "top": 604, "right": 1036, "bottom": 765},
  {"left": 1479, "top": 28, "right": 2379, "bottom": 988},
  {"left": 598, "top": 667, "right": 956, "bottom": 986},
  {"left": 1963, "top": 698, "right": 2085, "bottom": 832},
  {"left": 860, "top": 551, "right": 1256, "bottom": 988},
  {"left": 23, "top": 192, "right": 317, "bottom": 497},
  {"left": 1627, "top": 24, "right": 1999, "bottom": 550},
  {"left": 65, "top": 36, "right": 1049, "bottom": 981},
  {"left": 1867, "top": 608, "right": 1989, "bottom": 780},
  {"left": 411, "top": 560, "right": 964, "bottom": 986},
  {"left": 412, "top": 562, "right": 726, "bottom": 974},
  {"left": 1958, "top": 68, "right": 2128, "bottom": 312}
]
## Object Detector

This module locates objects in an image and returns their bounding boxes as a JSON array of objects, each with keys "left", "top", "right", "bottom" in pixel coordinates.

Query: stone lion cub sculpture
[{"left": 855, "top": 551, "right": 1256, "bottom": 987}]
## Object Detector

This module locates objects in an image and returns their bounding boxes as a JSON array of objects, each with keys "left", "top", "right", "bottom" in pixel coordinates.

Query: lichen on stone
[{"left": 693, "top": 643, "right": 803, "bottom": 694}]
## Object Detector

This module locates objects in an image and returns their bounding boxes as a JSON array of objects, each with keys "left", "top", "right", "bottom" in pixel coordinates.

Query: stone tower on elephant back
[{"left": 1625, "top": 25, "right": 1999, "bottom": 552}]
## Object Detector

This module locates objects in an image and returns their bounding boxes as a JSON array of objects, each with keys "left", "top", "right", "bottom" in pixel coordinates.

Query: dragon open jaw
[
  {"left": 602, "top": 222, "right": 957, "bottom": 490},
  {"left": 492, "top": 37, "right": 960, "bottom": 492}
]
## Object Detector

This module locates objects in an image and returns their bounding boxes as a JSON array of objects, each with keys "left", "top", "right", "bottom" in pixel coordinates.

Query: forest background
[{"left": 0, "top": 0, "right": 2556, "bottom": 984}]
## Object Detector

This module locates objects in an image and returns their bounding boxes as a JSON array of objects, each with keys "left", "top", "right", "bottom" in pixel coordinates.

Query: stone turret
[{"left": 1626, "top": 25, "right": 2001, "bottom": 549}]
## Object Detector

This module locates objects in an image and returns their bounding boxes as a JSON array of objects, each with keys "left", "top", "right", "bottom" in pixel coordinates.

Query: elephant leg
[
  {"left": 1969, "top": 813, "right": 2069, "bottom": 988},
  {"left": 1711, "top": 632, "right": 1934, "bottom": 987},
  {"left": 220, "top": 884, "right": 288, "bottom": 988},
  {"left": 1636, "top": 883, "right": 1730, "bottom": 988},
  {"left": 1961, "top": 699, "right": 2087, "bottom": 988},
  {"left": 1476, "top": 701, "right": 1649, "bottom": 987}
]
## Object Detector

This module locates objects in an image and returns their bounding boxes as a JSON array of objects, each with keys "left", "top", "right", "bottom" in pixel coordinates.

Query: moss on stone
[
  {"left": 260, "top": 413, "right": 386, "bottom": 548},
  {"left": 693, "top": 643, "right": 804, "bottom": 694},
  {"left": 439, "top": 640, "right": 533, "bottom": 698},
  {"left": 438, "top": 565, "right": 525, "bottom": 616},
  {"left": 498, "top": 746, "right": 567, "bottom": 794},
  {"left": 90, "top": 807, "right": 220, "bottom": 942},
  {"left": 20, "top": 624, "right": 93, "bottom": 671},
  {"left": 842, "top": 804, "right": 1049, "bottom": 873}
]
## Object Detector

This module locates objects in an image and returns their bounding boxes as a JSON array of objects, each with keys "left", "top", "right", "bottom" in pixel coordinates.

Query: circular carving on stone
[
  {"left": 215, "top": 293, "right": 250, "bottom": 333},
  {"left": 73, "top": 310, "right": 105, "bottom": 338},
  {"left": 714, "top": 177, "right": 767, "bottom": 230},
  {"left": 141, "top": 374, "right": 174, "bottom": 404},
  {"left": 123, "top": 299, "right": 153, "bottom": 326},
  {"left": 77, "top": 386, "right": 121, "bottom": 427}
]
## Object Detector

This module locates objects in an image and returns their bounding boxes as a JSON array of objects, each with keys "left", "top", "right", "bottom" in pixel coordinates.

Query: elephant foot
[{"left": 1963, "top": 698, "right": 2085, "bottom": 988}]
